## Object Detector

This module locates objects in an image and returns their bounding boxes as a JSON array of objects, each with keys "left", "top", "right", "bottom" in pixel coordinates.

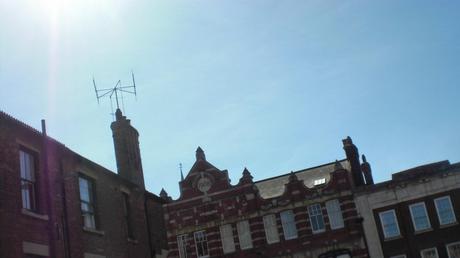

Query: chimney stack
[{"left": 111, "top": 109, "right": 145, "bottom": 189}]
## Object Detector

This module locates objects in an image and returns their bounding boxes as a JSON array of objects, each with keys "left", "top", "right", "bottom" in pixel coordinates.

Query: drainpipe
[
  {"left": 59, "top": 158, "right": 72, "bottom": 258},
  {"left": 41, "top": 119, "right": 56, "bottom": 258},
  {"left": 144, "top": 193, "right": 155, "bottom": 258}
]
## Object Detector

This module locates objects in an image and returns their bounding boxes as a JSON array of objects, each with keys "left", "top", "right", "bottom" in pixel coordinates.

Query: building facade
[
  {"left": 3, "top": 108, "right": 459, "bottom": 258},
  {"left": 355, "top": 161, "right": 460, "bottom": 258},
  {"left": 161, "top": 138, "right": 374, "bottom": 258},
  {"left": 0, "top": 110, "right": 167, "bottom": 258}
]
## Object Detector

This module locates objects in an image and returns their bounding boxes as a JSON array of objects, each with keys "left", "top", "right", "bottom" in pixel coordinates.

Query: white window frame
[
  {"left": 308, "top": 203, "right": 325, "bottom": 233},
  {"left": 326, "top": 199, "right": 344, "bottom": 230},
  {"left": 390, "top": 255, "right": 407, "bottom": 258},
  {"left": 177, "top": 234, "right": 188, "bottom": 258},
  {"left": 236, "top": 220, "right": 253, "bottom": 250},
  {"left": 193, "top": 231, "right": 209, "bottom": 258},
  {"left": 446, "top": 241, "right": 460, "bottom": 258},
  {"left": 379, "top": 209, "right": 401, "bottom": 239},
  {"left": 280, "top": 210, "right": 298, "bottom": 240},
  {"left": 263, "top": 214, "right": 280, "bottom": 244},
  {"left": 79, "top": 176, "right": 97, "bottom": 229},
  {"left": 409, "top": 202, "right": 431, "bottom": 232},
  {"left": 219, "top": 224, "right": 235, "bottom": 254},
  {"left": 19, "top": 149, "right": 37, "bottom": 211},
  {"left": 420, "top": 247, "right": 439, "bottom": 258},
  {"left": 314, "top": 178, "right": 326, "bottom": 186},
  {"left": 434, "top": 196, "right": 457, "bottom": 226}
]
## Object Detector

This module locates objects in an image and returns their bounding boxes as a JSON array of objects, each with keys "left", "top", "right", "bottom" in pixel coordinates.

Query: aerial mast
[{"left": 92, "top": 71, "right": 137, "bottom": 118}]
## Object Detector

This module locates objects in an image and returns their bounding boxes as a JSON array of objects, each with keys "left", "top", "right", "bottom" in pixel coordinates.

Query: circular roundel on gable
[{"left": 197, "top": 176, "right": 212, "bottom": 193}]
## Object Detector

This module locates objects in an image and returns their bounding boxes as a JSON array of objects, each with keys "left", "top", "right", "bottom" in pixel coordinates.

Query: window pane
[
  {"left": 379, "top": 210, "right": 400, "bottom": 238},
  {"left": 237, "top": 220, "right": 253, "bottom": 250},
  {"left": 308, "top": 204, "right": 325, "bottom": 233},
  {"left": 447, "top": 242, "right": 460, "bottom": 258},
  {"left": 435, "top": 197, "right": 456, "bottom": 225},
  {"left": 421, "top": 248, "right": 438, "bottom": 258},
  {"left": 220, "top": 224, "right": 235, "bottom": 254},
  {"left": 263, "top": 214, "right": 279, "bottom": 244},
  {"left": 326, "top": 199, "right": 344, "bottom": 229},
  {"left": 177, "top": 234, "right": 188, "bottom": 258},
  {"left": 410, "top": 203, "right": 431, "bottom": 231},
  {"left": 79, "top": 176, "right": 96, "bottom": 229},
  {"left": 83, "top": 213, "right": 96, "bottom": 228},
  {"left": 194, "top": 231, "right": 209, "bottom": 258},
  {"left": 280, "top": 210, "right": 298, "bottom": 240},
  {"left": 19, "top": 150, "right": 36, "bottom": 210}
]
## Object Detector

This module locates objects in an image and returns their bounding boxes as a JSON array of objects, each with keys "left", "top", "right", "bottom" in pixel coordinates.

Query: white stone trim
[{"left": 22, "top": 241, "right": 49, "bottom": 256}]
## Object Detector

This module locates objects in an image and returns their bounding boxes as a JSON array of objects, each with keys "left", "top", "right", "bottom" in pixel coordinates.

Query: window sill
[
  {"left": 83, "top": 227, "right": 105, "bottom": 236},
  {"left": 127, "top": 238, "right": 138, "bottom": 244},
  {"left": 414, "top": 228, "right": 433, "bottom": 235},
  {"left": 384, "top": 235, "right": 402, "bottom": 242},
  {"left": 22, "top": 209, "right": 49, "bottom": 221},
  {"left": 440, "top": 221, "right": 458, "bottom": 229},
  {"left": 312, "top": 229, "right": 325, "bottom": 234}
]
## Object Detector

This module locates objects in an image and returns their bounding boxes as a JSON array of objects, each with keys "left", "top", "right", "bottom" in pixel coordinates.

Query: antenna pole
[
  {"left": 92, "top": 73, "right": 136, "bottom": 115},
  {"left": 132, "top": 71, "right": 137, "bottom": 100},
  {"left": 93, "top": 77, "right": 100, "bottom": 104}
]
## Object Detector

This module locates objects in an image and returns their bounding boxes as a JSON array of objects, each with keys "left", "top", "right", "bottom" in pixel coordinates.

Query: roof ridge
[
  {"left": 0, "top": 109, "right": 66, "bottom": 148},
  {"left": 255, "top": 158, "right": 347, "bottom": 183}
]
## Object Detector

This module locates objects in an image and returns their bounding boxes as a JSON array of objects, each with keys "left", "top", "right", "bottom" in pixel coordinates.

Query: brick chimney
[
  {"left": 111, "top": 109, "right": 145, "bottom": 189},
  {"left": 342, "top": 136, "right": 365, "bottom": 187}
]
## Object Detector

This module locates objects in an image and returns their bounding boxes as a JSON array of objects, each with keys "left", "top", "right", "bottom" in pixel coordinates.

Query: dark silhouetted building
[{"left": 0, "top": 110, "right": 167, "bottom": 258}]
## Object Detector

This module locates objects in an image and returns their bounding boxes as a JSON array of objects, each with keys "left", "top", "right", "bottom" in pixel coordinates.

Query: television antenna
[{"left": 92, "top": 71, "right": 137, "bottom": 119}]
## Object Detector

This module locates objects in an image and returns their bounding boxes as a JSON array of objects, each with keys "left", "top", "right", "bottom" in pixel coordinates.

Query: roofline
[
  {"left": 255, "top": 158, "right": 348, "bottom": 184},
  {"left": 0, "top": 109, "right": 66, "bottom": 148},
  {"left": 1, "top": 110, "right": 161, "bottom": 197},
  {"left": 356, "top": 160, "right": 459, "bottom": 193}
]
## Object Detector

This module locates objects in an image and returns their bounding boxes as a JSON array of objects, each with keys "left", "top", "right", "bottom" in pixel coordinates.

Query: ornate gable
[{"left": 178, "top": 147, "right": 231, "bottom": 200}]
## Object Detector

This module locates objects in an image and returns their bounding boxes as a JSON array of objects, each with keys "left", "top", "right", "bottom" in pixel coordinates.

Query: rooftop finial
[
  {"left": 159, "top": 188, "right": 172, "bottom": 201},
  {"left": 342, "top": 136, "right": 353, "bottom": 146},
  {"left": 288, "top": 171, "right": 298, "bottom": 182},
  {"left": 160, "top": 188, "right": 168, "bottom": 198},
  {"left": 334, "top": 159, "right": 344, "bottom": 170},
  {"left": 196, "top": 146, "right": 206, "bottom": 161},
  {"left": 239, "top": 167, "right": 253, "bottom": 184}
]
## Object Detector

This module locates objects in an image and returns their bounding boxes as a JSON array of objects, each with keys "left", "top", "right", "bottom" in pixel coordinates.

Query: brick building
[
  {"left": 355, "top": 161, "right": 460, "bottom": 258},
  {"left": 161, "top": 138, "right": 373, "bottom": 258},
  {"left": 0, "top": 110, "right": 167, "bottom": 258}
]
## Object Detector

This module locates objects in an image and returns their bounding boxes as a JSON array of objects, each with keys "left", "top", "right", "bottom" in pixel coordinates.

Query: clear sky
[{"left": 1, "top": 1, "right": 459, "bottom": 198}]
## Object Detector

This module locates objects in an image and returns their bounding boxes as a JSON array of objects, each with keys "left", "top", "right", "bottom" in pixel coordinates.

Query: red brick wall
[{"left": 164, "top": 169, "right": 369, "bottom": 258}]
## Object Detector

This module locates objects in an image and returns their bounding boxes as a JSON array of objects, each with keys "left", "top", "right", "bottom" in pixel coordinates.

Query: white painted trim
[
  {"left": 420, "top": 247, "right": 439, "bottom": 258},
  {"left": 84, "top": 253, "right": 106, "bottom": 258},
  {"left": 307, "top": 203, "right": 325, "bottom": 234},
  {"left": 263, "top": 214, "right": 280, "bottom": 244},
  {"left": 378, "top": 209, "right": 401, "bottom": 239},
  {"left": 434, "top": 196, "right": 457, "bottom": 225},
  {"left": 193, "top": 230, "right": 209, "bottom": 258},
  {"left": 408, "top": 202, "right": 431, "bottom": 232},
  {"left": 446, "top": 241, "right": 460, "bottom": 258},
  {"left": 22, "top": 241, "right": 49, "bottom": 256}
]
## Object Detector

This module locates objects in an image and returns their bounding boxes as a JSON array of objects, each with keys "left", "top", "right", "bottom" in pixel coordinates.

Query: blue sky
[{"left": 1, "top": 1, "right": 459, "bottom": 198}]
